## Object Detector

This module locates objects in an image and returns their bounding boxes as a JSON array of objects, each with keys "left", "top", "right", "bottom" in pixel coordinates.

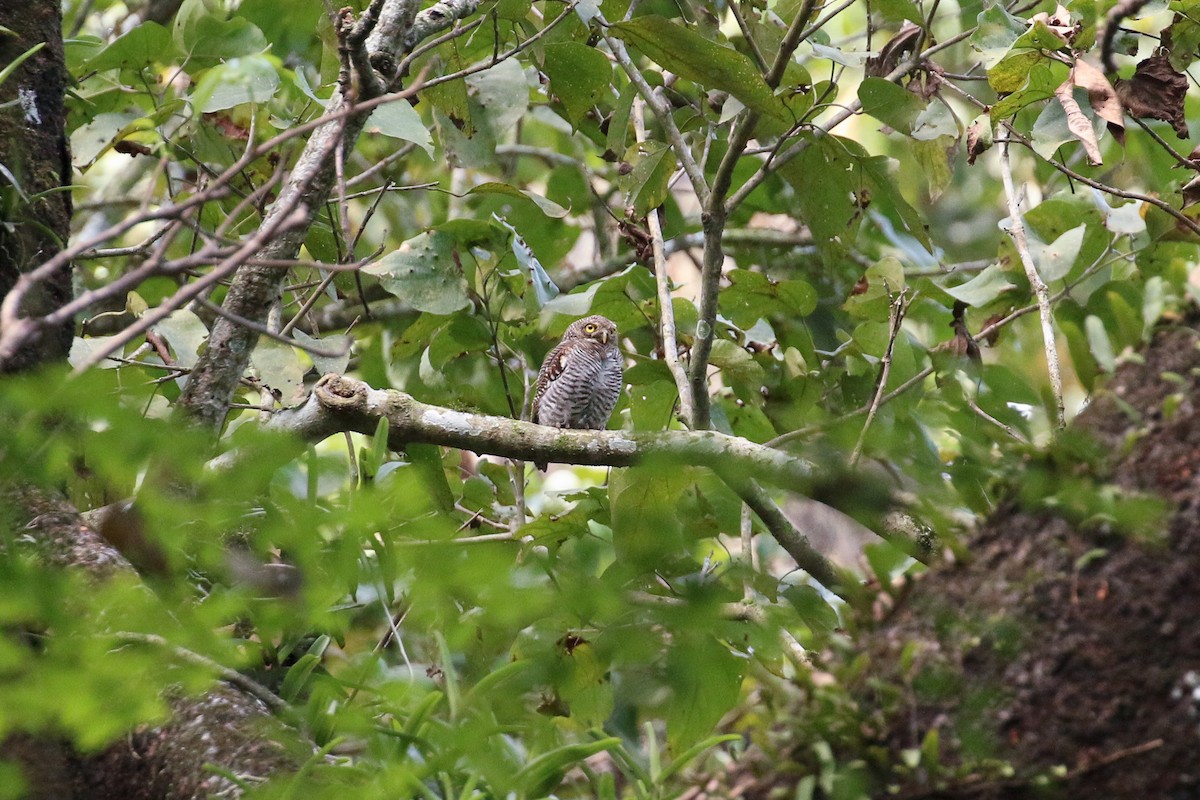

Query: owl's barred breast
[{"left": 531, "top": 316, "right": 623, "bottom": 431}]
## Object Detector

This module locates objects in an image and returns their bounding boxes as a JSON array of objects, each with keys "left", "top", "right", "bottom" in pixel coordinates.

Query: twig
[
  {"left": 850, "top": 288, "right": 910, "bottom": 465},
  {"left": 688, "top": 0, "right": 819, "bottom": 430},
  {"left": 633, "top": 97, "right": 695, "bottom": 426},
  {"left": 740, "top": 502, "right": 755, "bottom": 603},
  {"left": 599, "top": 19, "right": 710, "bottom": 205},
  {"left": 113, "top": 631, "right": 290, "bottom": 717},
  {"left": 1001, "top": 128, "right": 1200, "bottom": 238},
  {"left": 966, "top": 397, "right": 1030, "bottom": 443},
  {"left": 193, "top": 297, "right": 350, "bottom": 359},
  {"left": 720, "top": 473, "right": 848, "bottom": 596},
  {"left": 410, "top": 3, "right": 575, "bottom": 94},
  {"left": 999, "top": 139, "right": 1066, "bottom": 428},
  {"left": 70, "top": 207, "right": 314, "bottom": 374}
]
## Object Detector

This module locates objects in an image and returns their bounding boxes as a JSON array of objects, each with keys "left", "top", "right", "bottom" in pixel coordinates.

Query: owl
[{"left": 531, "top": 315, "right": 623, "bottom": 469}]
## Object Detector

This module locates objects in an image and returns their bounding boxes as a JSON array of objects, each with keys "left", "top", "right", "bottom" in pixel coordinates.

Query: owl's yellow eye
[{"left": 584, "top": 323, "right": 596, "bottom": 333}]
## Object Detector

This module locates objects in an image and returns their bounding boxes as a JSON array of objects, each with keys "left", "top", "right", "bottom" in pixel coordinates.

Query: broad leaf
[{"left": 364, "top": 231, "right": 472, "bottom": 314}]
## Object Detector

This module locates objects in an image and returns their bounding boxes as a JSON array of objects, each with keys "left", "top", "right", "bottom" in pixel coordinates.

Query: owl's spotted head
[{"left": 564, "top": 315, "right": 617, "bottom": 345}]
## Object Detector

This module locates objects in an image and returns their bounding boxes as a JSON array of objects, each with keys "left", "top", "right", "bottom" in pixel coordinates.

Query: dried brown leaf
[
  {"left": 1029, "top": 3, "right": 1081, "bottom": 44},
  {"left": 1055, "top": 79, "right": 1103, "bottom": 165},
  {"left": 1182, "top": 175, "right": 1200, "bottom": 208},
  {"left": 966, "top": 117, "right": 993, "bottom": 165},
  {"left": 1073, "top": 59, "right": 1125, "bottom": 146},
  {"left": 1114, "top": 55, "right": 1190, "bottom": 139},
  {"left": 866, "top": 21, "right": 924, "bottom": 78}
]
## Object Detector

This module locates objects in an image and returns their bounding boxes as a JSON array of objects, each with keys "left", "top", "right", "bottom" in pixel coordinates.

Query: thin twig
[
  {"left": 850, "top": 288, "right": 910, "bottom": 465},
  {"left": 999, "top": 139, "right": 1066, "bottom": 428},
  {"left": 633, "top": 97, "right": 695, "bottom": 426},
  {"left": 114, "top": 631, "right": 290, "bottom": 716},
  {"left": 599, "top": 18, "right": 710, "bottom": 205},
  {"left": 194, "top": 297, "right": 350, "bottom": 358},
  {"left": 70, "top": 207, "right": 314, "bottom": 374}
]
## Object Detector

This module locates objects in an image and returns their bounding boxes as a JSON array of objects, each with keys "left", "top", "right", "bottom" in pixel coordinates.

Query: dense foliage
[{"left": 3, "top": 0, "right": 1199, "bottom": 796}]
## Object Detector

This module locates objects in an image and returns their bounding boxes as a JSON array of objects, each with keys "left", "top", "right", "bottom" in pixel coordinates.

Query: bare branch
[
  {"left": 633, "top": 97, "right": 695, "bottom": 426},
  {"left": 256, "top": 374, "right": 816, "bottom": 492},
  {"left": 999, "top": 140, "right": 1066, "bottom": 429}
]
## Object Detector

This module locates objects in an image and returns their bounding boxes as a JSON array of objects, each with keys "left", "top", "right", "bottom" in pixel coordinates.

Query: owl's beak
[{"left": 600, "top": 330, "right": 609, "bottom": 344}]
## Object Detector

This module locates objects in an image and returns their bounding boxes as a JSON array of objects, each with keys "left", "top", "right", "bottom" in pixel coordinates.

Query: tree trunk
[{"left": 0, "top": 0, "right": 73, "bottom": 372}]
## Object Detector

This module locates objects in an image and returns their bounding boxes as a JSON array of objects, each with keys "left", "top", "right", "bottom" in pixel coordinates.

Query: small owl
[{"left": 531, "top": 315, "right": 623, "bottom": 469}]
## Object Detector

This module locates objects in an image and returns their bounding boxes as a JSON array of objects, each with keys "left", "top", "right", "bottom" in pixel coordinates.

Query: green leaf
[
  {"left": 720, "top": 269, "right": 817, "bottom": 328},
  {"left": 292, "top": 331, "right": 351, "bottom": 376},
  {"left": 609, "top": 463, "right": 690, "bottom": 567},
  {"left": 941, "top": 264, "right": 1016, "bottom": 306},
  {"left": 858, "top": 77, "right": 924, "bottom": 134},
  {"left": 469, "top": 58, "right": 528, "bottom": 136},
  {"left": 84, "top": 23, "right": 178, "bottom": 72},
  {"left": 864, "top": 540, "right": 913, "bottom": 586},
  {"left": 364, "top": 416, "right": 391, "bottom": 480},
  {"left": 557, "top": 641, "right": 614, "bottom": 728},
  {"left": 987, "top": 50, "right": 1044, "bottom": 93},
  {"left": 542, "top": 265, "right": 655, "bottom": 331},
  {"left": 875, "top": 0, "right": 924, "bottom": 24},
  {"left": 1013, "top": 18, "right": 1069, "bottom": 51},
  {"left": 658, "top": 734, "right": 743, "bottom": 783},
  {"left": 629, "top": 380, "right": 679, "bottom": 430},
  {"left": 364, "top": 231, "right": 472, "bottom": 314},
  {"left": 619, "top": 141, "right": 676, "bottom": 217},
  {"left": 911, "top": 136, "right": 955, "bottom": 201},
  {"left": 249, "top": 338, "right": 304, "bottom": 396},
  {"left": 1030, "top": 223, "right": 1086, "bottom": 282},
  {"left": 490, "top": 215, "right": 561, "bottom": 309},
  {"left": 496, "top": 0, "right": 532, "bottom": 20},
  {"left": 1094, "top": 192, "right": 1147, "bottom": 236},
  {"left": 514, "top": 738, "right": 622, "bottom": 797},
  {"left": 784, "top": 136, "right": 859, "bottom": 245},
  {"left": 1143, "top": 275, "right": 1165, "bottom": 337},
  {"left": 605, "top": 82, "right": 637, "bottom": 159},
  {"left": 543, "top": 42, "right": 611, "bottom": 126},
  {"left": 153, "top": 309, "right": 208, "bottom": 369},
  {"left": 611, "top": 16, "right": 789, "bottom": 123},
  {"left": 970, "top": 5, "right": 1026, "bottom": 68},
  {"left": 467, "top": 182, "right": 568, "bottom": 218},
  {"left": 709, "top": 339, "right": 765, "bottom": 393},
  {"left": 860, "top": 154, "right": 933, "bottom": 250},
  {"left": 990, "top": 63, "right": 1061, "bottom": 121},
  {"left": 911, "top": 103, "right": 959, "bottom": 141},
  {"left": 782, "top": 584, "right": 839, "bottom": 634},
  {"left": 1085, "top": 314, "right": 1116, "bottom": 372},
  {"left": 280, "top": 635, "right": 330, "bottom": 702},
  {"left": 174, "top": 0, "right": 269, "bottom": 61},
  {"left": 191, "top": 55, "right": 279, "bottom": 112},
  {"left": 365, "top": 99, "right": 433, "bottom": 155},
  {"left": 665, "top": 634, "right": 744, "bottom": 750}
]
